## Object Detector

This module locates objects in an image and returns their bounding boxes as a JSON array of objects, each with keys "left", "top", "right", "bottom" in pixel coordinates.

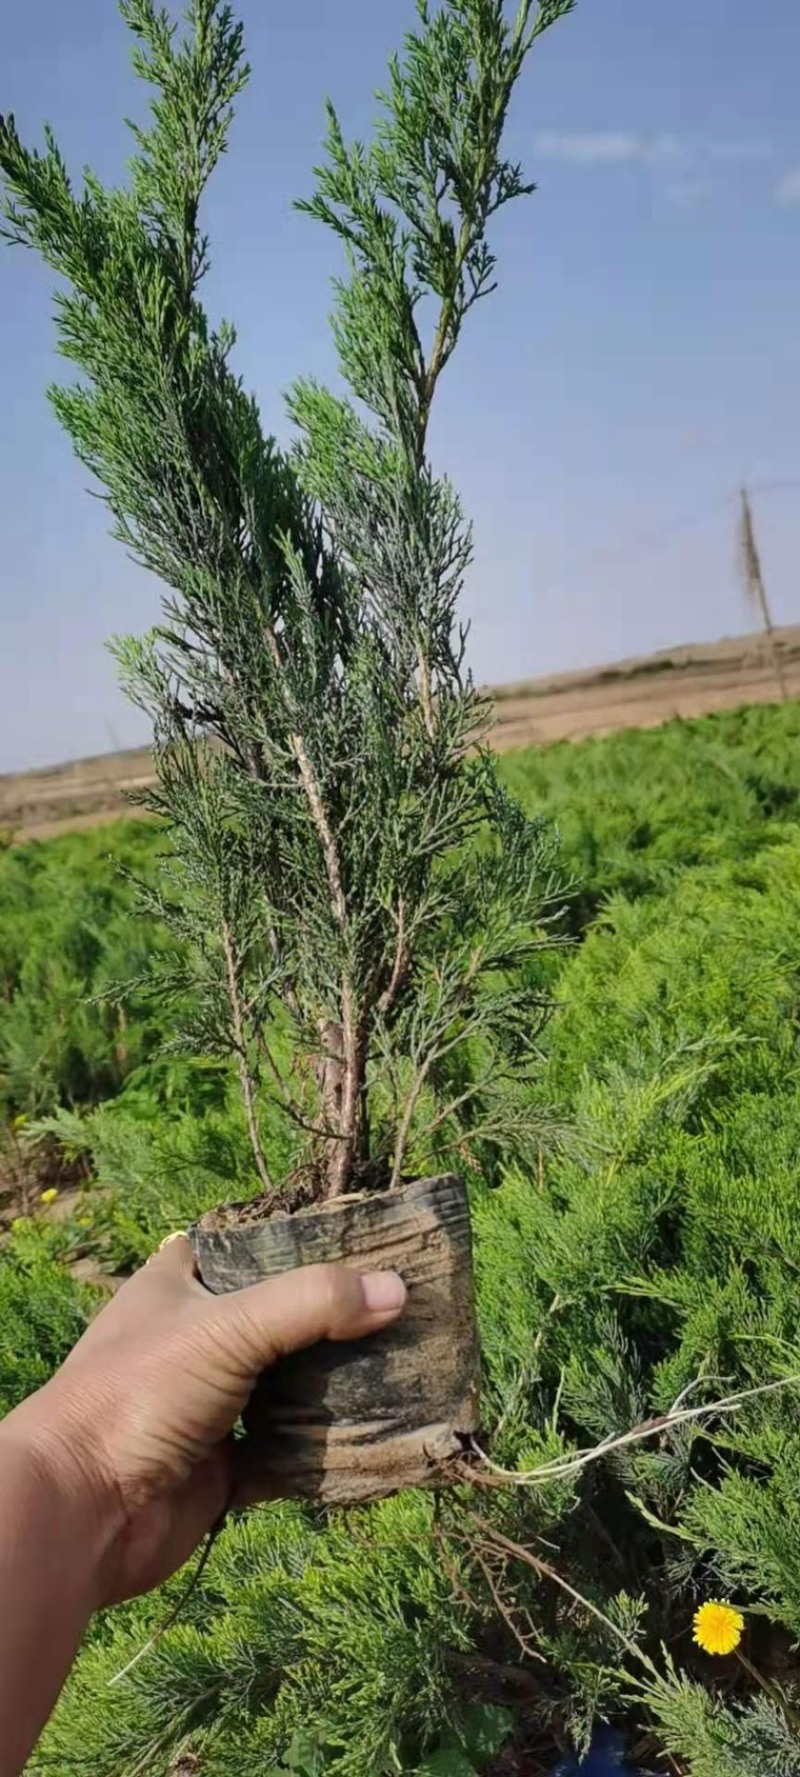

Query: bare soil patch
[{"left": 4, "top": 626, "right": 800, "bottom": 844}]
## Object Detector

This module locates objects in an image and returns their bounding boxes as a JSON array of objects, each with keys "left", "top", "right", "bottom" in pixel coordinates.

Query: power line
[
  {"left": 536, "top": 477, "right": 800, "bottom": 603},
  {"left": 749, "top": 477, "right": 800, "bottom": 498}
]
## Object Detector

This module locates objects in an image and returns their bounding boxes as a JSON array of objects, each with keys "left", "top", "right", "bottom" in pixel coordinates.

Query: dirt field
[{"left": 4, "top": 624, "right": 800, "bottom": 844}]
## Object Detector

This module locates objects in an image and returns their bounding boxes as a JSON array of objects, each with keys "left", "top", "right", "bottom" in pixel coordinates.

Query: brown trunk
[
  {"left": 316, "top": 1017, "right": 344, "bottom": 1127},
  {"left": 191, "top": 1173, "right": 480, "bottom": 1506}
]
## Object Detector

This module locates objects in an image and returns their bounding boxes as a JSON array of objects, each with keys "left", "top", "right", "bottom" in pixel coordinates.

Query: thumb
[{"left": 215, "top": 1262, "right": 407, "bottom": 1369}]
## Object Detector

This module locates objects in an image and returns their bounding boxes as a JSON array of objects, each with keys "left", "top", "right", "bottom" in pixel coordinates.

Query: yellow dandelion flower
[
  {"left": 39, "top": 1187, "right": 59, "bottom": 1206},
  {"left": 692, "top": 1601, "right": 744, "bottom": 1656},
  {"left": 12, "top": 1113, "right": 28, "bottom": 1132}
]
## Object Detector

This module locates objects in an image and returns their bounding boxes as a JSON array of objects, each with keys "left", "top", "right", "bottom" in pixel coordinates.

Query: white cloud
[
  {"left": 533, "top": 131, "right": 679, "bottom": 166},
  {"left": 776, "top": 167, "right": 800, "bottom": 204},
  {"left": 708, "top": 140, "right": 773, "bottom": 165},
  {"left": 533, "top": 132, "right": 774, "bottom": 192},
  {"left": 665, "top": 176, "right": 717, "bottom": 210},
  {"left": 533, "top": 131, "right": 647, "bottom": 165},
  {"left": 647, "top": 135, "right": 688, "bottom": 167}
]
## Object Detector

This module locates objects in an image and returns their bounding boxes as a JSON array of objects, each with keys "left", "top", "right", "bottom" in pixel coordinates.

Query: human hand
[{"left": 14, "top": 1235, "right": 406, "bottom": 1606}]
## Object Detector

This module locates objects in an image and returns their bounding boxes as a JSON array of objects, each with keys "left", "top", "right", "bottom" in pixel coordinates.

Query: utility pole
[{"left": 738, "top": 486, "right": 788, "bottom": 703}]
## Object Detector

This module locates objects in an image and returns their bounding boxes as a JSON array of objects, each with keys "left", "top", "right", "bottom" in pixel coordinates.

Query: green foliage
[
  {"left": 466, "top": 818, "right": 800, "bottom": 1769},
  {"left": 0, "top": 1219, "right": 103, "bottom": 1416},
  {"left": 1, "top": 0, "right": 571, "bottom": 1201},
  {"left": 7, "top": 702, "right": 800, "bottom": 1775},
  {"left": 3, "top": 699, "right": 793, "bottom": 1125},
  {"left": 41, "top": 1079, "right": 287, "bottom": 1270},
  {"left": 642, "top": 1667, "right": 800, "bottom": 1777},
  {"left": 414, "top": 1704, "right": 513, "bottom": 1774},
  {"left": 0, "top": 822, "right": 170, "bottom": 1119},
  {"left": 5, "top": 2, "right": 800, "bottom": 1766},
  {"left": 502, "top": 698, "right": 800, "bottom": 928},
  {"left": 33, "top": 1495, "right": 476, "bottom": 1777}
]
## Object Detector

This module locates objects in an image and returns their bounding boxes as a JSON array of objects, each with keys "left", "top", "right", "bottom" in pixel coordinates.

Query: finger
[
  {"left": 146, "top": 1232, "right": 196, "bottom": 1282},
  {"left": 217, "top": 1263, "right": 407, "bottom": 1366}
]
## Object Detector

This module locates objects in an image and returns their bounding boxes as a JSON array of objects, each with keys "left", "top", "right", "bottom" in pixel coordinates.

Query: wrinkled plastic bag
[{"left": 555, "top": 1728, "right": 639, "bottom": 1775}]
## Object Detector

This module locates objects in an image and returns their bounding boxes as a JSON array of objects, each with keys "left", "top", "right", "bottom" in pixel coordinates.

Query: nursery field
[{"left": 3, "top": 699, "right": 800, "bottom": 1774}]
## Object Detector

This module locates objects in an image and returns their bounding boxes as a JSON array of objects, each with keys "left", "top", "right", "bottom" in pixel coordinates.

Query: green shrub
[
  {"left": 41, "top": 1082, "right": 287, "bottom": 1271},
  {"left": 0, "top": 1219, "right": 102, "bottom": 1416},
  {"left": 501, "top": 700, "right": 800, "bottom": 928},
  {"left": 5, "top": 701, "right": 797, "bottom": 1131},
  {"left": 9, "top": 707, "right": 800, "bottom": 1775},
  {"left": 0, "top": 822, "right": 172, "bottom": 1119},
  {"left": 34, "top": 1496, "right": 492, "bottom": 1777},
  {"left": 642, "top": 1670, "right": 800, "bottom": 1777}
]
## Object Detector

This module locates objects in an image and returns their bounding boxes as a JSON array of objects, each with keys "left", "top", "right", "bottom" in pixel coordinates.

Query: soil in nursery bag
[{"left": 191, "top": 1172, "right": 481, "bottom": 1506}]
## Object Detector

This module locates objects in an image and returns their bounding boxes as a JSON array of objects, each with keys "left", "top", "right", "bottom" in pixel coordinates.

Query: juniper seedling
[{"left": 0, "top": 0, "right": 573, "bottom": 1203}]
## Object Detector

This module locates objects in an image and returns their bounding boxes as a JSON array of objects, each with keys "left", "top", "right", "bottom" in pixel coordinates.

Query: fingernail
[
  {"left": 361, "top": 1270, "right": 407, "bottom": 1314},
  {"left": 159, "top": 1230, "right": 188, "bottom": 1249}
]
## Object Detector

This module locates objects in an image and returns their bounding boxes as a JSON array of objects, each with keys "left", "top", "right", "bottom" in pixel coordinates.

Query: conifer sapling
[{"left": 0, "top": 0, "right": 574, "bottom": 1495}]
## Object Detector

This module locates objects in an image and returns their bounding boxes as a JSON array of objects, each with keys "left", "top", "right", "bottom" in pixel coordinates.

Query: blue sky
[{"left": 2, "top": 0, "right": 800, "bottom": 771}]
